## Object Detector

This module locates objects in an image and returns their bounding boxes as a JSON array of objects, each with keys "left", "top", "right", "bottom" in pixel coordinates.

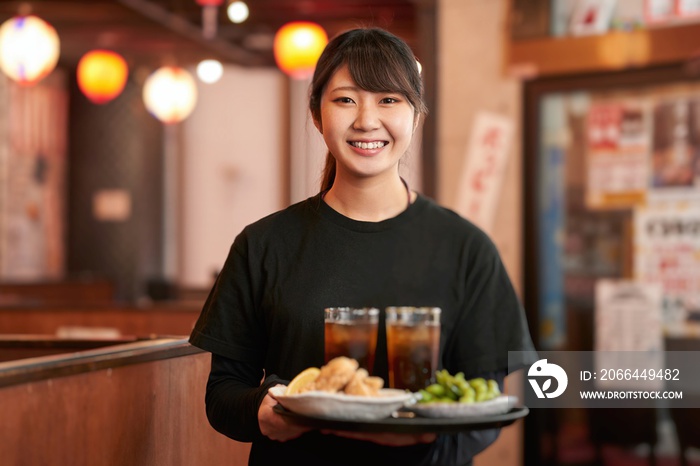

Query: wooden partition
[
  {"left": 0, "top": 279, "right": 116, "bottom": 304},
  {"left": 0, "top": 303, "right": 202, "bottom": 337},
  {"left": 0, "top": 338, "right": 251, "bottom": 466},
  {"left": 0, "top": 335, "right": 140, "bottom": 362}
]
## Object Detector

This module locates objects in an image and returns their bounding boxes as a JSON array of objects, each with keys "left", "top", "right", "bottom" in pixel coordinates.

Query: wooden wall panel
[
  {"left": 67, "top": 75, "right": 164, "bottom": 302},
  {"left": 0, "top": 351, "right": 250, "bottom": 466}
]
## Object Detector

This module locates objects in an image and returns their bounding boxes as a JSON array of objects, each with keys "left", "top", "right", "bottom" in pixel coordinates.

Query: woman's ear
[{"left": 413, "top": 114, "right": 421, "bottom": 133}]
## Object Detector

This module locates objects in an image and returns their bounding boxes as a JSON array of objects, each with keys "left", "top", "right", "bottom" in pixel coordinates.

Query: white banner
[{"left": 455, "top": 112, "right": 513, "bottom": 233}]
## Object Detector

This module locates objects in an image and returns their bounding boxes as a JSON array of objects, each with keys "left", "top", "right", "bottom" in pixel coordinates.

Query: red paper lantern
[
  {"left": 76, "top": 50, "right": 128, "bottom": 104},
  {"left": 273, "top": 21, "right": 328, "bottom": 80}
]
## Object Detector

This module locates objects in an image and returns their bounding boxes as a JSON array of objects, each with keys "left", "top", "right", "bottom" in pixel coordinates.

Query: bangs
[
  {"left": 309, "top": 28, "right": 427, "bottom": 120},
  {"left": 342, "top": 32, "right": 423, "bottom": 111},
  {"left": 346, "top": 47, "right": 410, "bottom": 95}
]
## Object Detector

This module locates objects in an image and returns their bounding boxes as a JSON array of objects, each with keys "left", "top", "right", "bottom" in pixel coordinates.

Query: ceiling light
[
  {"left": 196, "top": 59, "right": 223, "bottom": 84},
  {"left": 227, "top": 1, "right": 249, "bottom": 24}
]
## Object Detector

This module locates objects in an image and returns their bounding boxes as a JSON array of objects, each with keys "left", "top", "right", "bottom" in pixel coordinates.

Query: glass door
[{"left": 522, "top": 64, "right": 700, "bottom": 465}]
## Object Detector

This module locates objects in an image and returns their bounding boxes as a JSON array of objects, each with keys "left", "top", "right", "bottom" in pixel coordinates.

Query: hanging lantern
[
  {"left": 0, "top": 15, "right": 60, "bottom": 85},
  {"left": 195, "top": 0, "right": 224, "bottom": 39},
  {"left": 76, "top": 50, "right": 128, "bottom": 104},
  {"left": 143, "top": 66, "right": 198, "bottom": 124},
  {"left": 273, "top": 21, "right": 328, "bottom": 80}
]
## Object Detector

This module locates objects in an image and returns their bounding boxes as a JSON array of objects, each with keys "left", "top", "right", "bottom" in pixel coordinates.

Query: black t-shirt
[{"left": 190, "top": 193, "right": 537, "bottom": 465}]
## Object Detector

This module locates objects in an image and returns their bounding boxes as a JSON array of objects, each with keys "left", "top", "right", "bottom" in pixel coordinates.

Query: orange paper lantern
[
  {"left": 273, "top": 21, "right": 328, "bottom": 80},
  {"left": 77, "top": 50, "right": 128, "bottom": 104}
]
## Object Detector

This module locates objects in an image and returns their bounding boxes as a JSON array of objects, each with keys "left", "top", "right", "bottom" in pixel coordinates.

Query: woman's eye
[
  {"left": 334, "top": 97, "right": 355, "bottom": 104},
  {"left": 381, "top": 97, "right": 399, "bottom": 104}
]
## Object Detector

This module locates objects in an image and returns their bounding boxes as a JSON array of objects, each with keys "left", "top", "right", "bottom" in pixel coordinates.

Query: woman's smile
[{"left": 348, "top": 140, "right": 389, "bottom": 155}]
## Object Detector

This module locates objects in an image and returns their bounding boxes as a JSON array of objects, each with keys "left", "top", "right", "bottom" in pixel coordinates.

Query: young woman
[{"left": 190, "top": 28, "right": 536, "bottom": 466}]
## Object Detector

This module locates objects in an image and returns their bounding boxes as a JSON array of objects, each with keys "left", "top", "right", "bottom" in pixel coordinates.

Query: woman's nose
[{"left": 353, "top": 104, "right": 380, "bottom": 131}]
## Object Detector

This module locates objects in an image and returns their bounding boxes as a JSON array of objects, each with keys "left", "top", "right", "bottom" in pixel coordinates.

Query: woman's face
[{"left": 316, "top": 65, "right": 417, "bottom": 185}]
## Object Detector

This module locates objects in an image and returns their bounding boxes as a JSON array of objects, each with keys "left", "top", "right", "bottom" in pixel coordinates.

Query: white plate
[
  {"left": 407, "top": 395, "right": 518, "bottom": 419},
  {"left": 268, "top": 386, "right": 414, "bottom": 421}
]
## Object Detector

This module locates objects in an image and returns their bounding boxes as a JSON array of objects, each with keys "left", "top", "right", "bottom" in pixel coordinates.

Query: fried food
[
  {"left": 307, "top": 356, "right": 358, "bottom": 392},
  {"left": 343, "top": 368, "right": 384, "bottom": 396},
  {"left": 287, "top": 357, "right": 384, "bottom": 397}
]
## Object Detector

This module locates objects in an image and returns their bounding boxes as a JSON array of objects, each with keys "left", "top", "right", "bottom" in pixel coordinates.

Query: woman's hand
[
  {"left": 258, "top": 385, "right": 312, "bottom": 442},
  {"left": 321, "top": 430, "right": 436, "bottom": 446}
]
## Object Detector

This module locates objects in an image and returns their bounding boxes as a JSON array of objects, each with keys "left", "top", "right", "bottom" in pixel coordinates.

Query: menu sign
[
  {"left": 595, "top": 279, "right": 664, "bottom": 390},
  {"left": 634, "top": 202, "right": 700, "bottom": 335},
  {"left": 595, "top": 279, "right": 663, "bottom": 352},
  {"left": 586, "top": 101, "right": 650, "bottom": 210}
]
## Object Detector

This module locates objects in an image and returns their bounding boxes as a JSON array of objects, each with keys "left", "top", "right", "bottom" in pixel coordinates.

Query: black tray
[{"left": 273, "top": 405, "right": 529, "bottom": 433}]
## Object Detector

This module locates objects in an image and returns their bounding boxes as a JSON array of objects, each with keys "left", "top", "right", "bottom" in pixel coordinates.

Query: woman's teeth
[{"left": 350, "top": 141, "right": 386, "bottom": 150}]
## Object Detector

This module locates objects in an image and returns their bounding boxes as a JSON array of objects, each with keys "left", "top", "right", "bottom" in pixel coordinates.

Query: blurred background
[{"left": 1, "top": 0, "right": 700, "bottom": 465}]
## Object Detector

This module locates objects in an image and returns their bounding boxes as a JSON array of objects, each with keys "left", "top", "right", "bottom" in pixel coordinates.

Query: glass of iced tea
[
  {"left": 324, "top": 307, "right": 379, "bottom": 373},
  {"left": 386, "top": 306, "right": 441, "bottom": 392}
]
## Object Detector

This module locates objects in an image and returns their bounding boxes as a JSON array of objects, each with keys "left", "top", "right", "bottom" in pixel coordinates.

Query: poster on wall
[
  {"left": 0, "top": 74, "right": 67, "bottom": 280},
  {"left": 645, "top": 0, "right": 677, "bottom": 23},
  {"left": 648, "top": 97, "right": 700, "bottom": 201},
  {"left": 585, "top": 100, "right": 650, "bottom": 210},
  {"left": 569, "top": 0, "right": 618, "bottom": 36},
  {"left": 634, "top": 202, "right": 700, "bottom": 336},
  {"left": 595, "top": 279, "right": 663, "bottom": 352},
  {"left": 677, "top": 0, "right": 700, "bottom": 18},
  {"left": 594, "top": 279, "right": 664, "bottom": 390},
  {"left": 2, "top": 152, "right": 47, "bottom": 279}
]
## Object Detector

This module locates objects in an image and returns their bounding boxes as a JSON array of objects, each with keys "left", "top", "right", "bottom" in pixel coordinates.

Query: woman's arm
[{"left": 204, "top": 354, "right": 278, "bottom": 441}]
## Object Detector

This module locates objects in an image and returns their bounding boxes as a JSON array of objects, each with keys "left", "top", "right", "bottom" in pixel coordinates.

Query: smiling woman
[{"left": 189, "top": 27, "right": 536, "bottom": 466}]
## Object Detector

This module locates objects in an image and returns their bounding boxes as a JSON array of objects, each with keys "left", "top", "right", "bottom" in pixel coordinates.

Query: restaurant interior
[{"left": 1, "top": 0, "right": 700, "bottom": 465}]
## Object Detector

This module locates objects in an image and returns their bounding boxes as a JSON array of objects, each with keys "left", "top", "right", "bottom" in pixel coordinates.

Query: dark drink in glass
[
  {"left": 386, "top": 306, "right": 441, "bottom": 392},
  {"left": 324, "top": 307, "right": 379, "bottom": 373}
]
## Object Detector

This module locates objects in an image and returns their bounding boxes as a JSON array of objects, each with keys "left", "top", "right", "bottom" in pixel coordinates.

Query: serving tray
[{"left": 273, "top": 405, "right": 529, "bottom": 433}]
